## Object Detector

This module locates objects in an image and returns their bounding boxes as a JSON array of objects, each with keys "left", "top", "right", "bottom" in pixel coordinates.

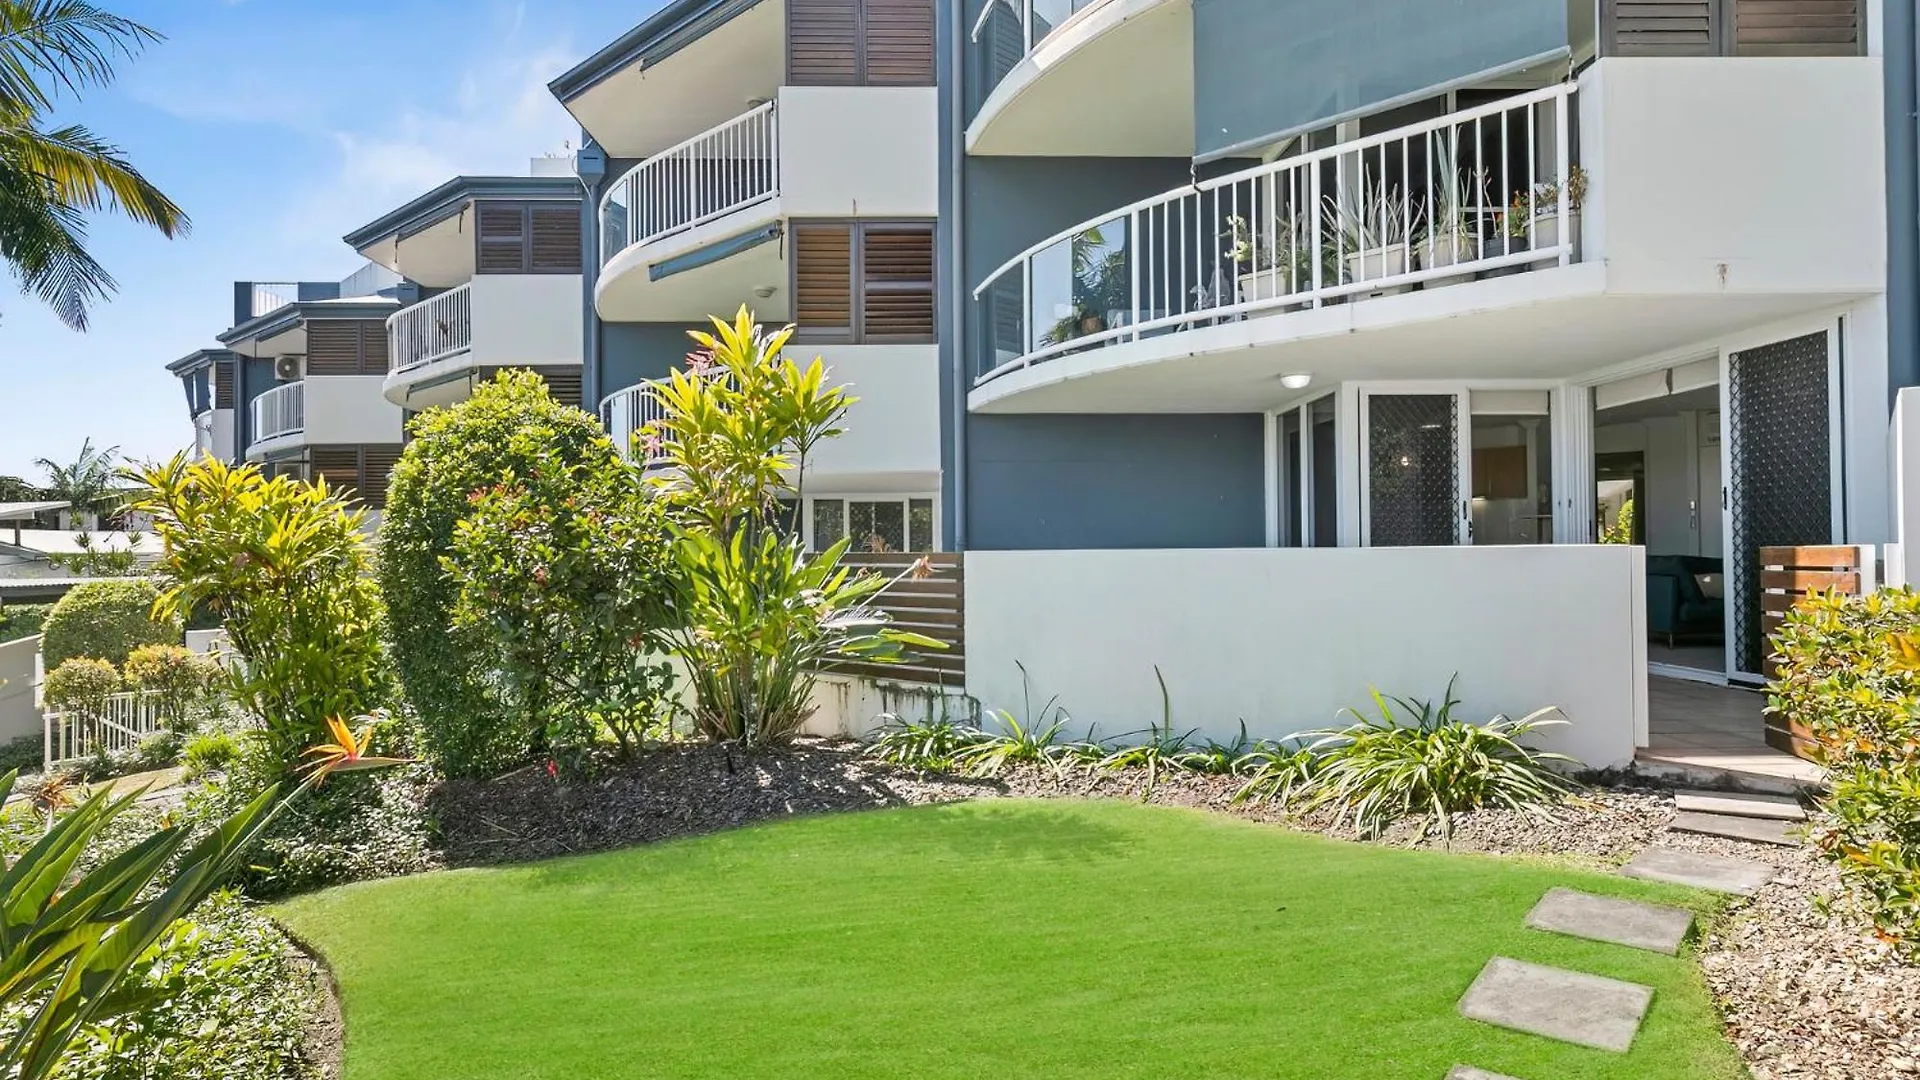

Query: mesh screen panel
[{"left": 1368, "top": 394, "right": 1458, "bottom": 547}]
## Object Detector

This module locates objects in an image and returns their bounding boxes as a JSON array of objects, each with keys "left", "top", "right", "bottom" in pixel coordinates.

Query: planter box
[
  {"left": 1527, "top": 211, "right": 1582, "bottom": 262},
  {"left": 1237, "top": 269, "right": 1310, "bottom": 308},
  {"left": 1418, "top": 234, "right": 1481, "bottom": 290},
  {"left": 1344, "top": 244, "right": 1413, "bottom": 299}
]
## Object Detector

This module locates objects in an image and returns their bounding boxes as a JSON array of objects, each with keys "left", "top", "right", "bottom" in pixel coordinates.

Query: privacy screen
[{"left": 1193, "top": 0, "right": 1570, "bottom": 160}]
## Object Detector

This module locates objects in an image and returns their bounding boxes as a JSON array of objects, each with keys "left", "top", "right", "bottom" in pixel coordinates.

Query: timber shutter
[
  {"left": 304, "top": 320, "right": 388, "bottom": 375},
  {"left": 1732, "top": 0, "right": 1859, "bottom": 56},
  {"left": 1603, "top": 0, "right": 1719, "bottom": 55},
  {"left": 476, "top": 200, "right": 583, "bottom": 274},
  {"left": 1602, "top": 0, "right": 1859, "bottom": 56},
  {"left": 212, "top": 360, "right": 235, "bottom": 409},
  {"left": 791, "top": 221, "right": 935, "bottom": 344},
  {"left": 310, "top": 445, "right": 402, "bottom": 510},
  {"left": 788, "top": 0, "right": 934, "bottom": 87}
]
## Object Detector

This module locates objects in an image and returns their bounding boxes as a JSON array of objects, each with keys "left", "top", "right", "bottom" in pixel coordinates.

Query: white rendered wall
[
  {"left": 468, "top": 274, "right": 583, "bottom": 368},
  {"left": 209, "top": 409, "right": 236, "bottom": 462},
  {"left": 0, "top": 635, "right": 41, "bottom": 744},
  {"left": 803, "top": 344, "right": 942, "bottom": 489},
  {"left": 966, "top": 546, "right": 1648, "bottom": 769},
  {"left": 776, "top": 86, "right": 938, "bottom": 217},
  {"left": 303, "top": 376, "right": 403, "bottom": 445},
  {"left": 1895, "top": 388, "right": 1920, "bottom": 585},
  {"left": 1579, "top": 57, "right": 1885, "bottom": 297}
]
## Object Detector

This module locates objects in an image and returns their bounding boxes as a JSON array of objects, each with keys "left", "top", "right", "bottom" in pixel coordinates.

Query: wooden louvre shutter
[
  {"left": 864, "top": 0, "right": 934, "bottom": 86},
  {"left": 358, "top": 446, "right": 401, "bottom": 510},
  {"left": 1604, "top": 0, "right": 1719, "bottom": 56},
  {"left": 1733, "top": 0, "right": 1859, "bottom": 56},
  {"left": 530, "top": 366, "right": 583, "bottom": 408},
  {"left": 212, "top": 361, "right": 235, "bottom": 409},
  {"left": 305, "top": 321, "right": 363, "bottom": 375},
  {"left": 789, "top": 0, "right": 861, "bottom": 85},
  {"left": 860, "top": 225, "right": 935, "bottom": 341},
  {"left": 309, "top": 447, "right": 361, "bottom": 500},
  {"left": 359, "top": 320, "right": 389, "bottom": 373},
  {"left": 529, "top": 204, "right": 583, "bottom": 273},
  {"left": 793, "top": 222, "right": 855, "bottom": 341},
  {"left": 477, "top": 201, "right": 529, "bottom": 273}
]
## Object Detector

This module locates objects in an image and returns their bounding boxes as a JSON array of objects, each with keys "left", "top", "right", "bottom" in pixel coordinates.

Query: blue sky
[{"left": 0, "top": 0, "right": 658, "bottom": 481}]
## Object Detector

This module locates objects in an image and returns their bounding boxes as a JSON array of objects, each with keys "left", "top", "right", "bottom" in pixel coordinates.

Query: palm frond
[{"left": 0, "top": 0, "right": 160, "bottom": 114}]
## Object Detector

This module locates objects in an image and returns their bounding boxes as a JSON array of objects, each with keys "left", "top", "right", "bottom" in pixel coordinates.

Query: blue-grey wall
[
  {"left": 1192, "top": 0, "right": 1569, "bottom": 160},
  {"left": 234, "top": 357, "right": 276, "bottom": 462},
  {"left": 966, "top": 414, "right": 1265, "bottom": 549},
  {"left": 600, "top": 321, "right": 707, "bottom": 396}
]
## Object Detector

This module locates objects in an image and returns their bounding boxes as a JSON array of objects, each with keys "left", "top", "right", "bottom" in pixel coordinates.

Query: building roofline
[
  {"left": 548, "top": 0, "right": 765, "bottom": 105},
  {"left": 341, "top": 174, "right": 581, "bottom": 251},
  {"left": 165, "top": 347, "right": 238, "bottom": 376},
  {"left": 216, "top": 298, "right": 400, "bottom": 346}
]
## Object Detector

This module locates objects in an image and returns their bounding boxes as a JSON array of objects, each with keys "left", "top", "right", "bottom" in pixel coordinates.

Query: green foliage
[
  {"left": 131, "top": 455, "right": 387, "bottom": 776},
  {"left": 41, "top": 656, "right": 121, "bottom": 718},
  {"left": 0, "top": 602, "right": 52, "bottom": 644},
  {"left": 1600, "top": 497, "right": 1636, "bottom": 545},
  {"left": 1768, "top": 587, "right": 1920, "bottom": 950},
  {"left": 40, "top": 578, "right": 177, "bottom": 671},
  {"left": 180, "top": 730, "right": 239, "bottom": 781},
  {"left": 1297, "top": 678, "right": 1575, "bottom": 839},
  {"left": 378, "top": 369, "right": 612, "bottom": 778},
  {"left": 0, "top": 735, "right": 39, "bottom": 777},
  {"left": 1095, "top": 668, "right": 1198, "bottom": 796},
  {"left": 0, "top": 769, "right": 287, "bottom": 1080},
  {"left": 953, "top": 708, "right": 1070, "bottom": 779},
  {"left": 652, "top": 310, "right": 941, "bottom": 745},
  {"left": 866, "top": 716, "right": 985, "bottom": 773},
  {"left": 45, "top": 530, "right": 145, "bottom": 577},
  {"left": 443, "top": 430, "right": 677, "bottom": 764},
  {"left": 123, "top": 643, "right": 216, "bottom": 733},
  {"left": 42, "top": 892, "right": 319, "bottom": 1080},
  {"left": 1231, "top": 742, "right": 1322, "bottom": 806}
]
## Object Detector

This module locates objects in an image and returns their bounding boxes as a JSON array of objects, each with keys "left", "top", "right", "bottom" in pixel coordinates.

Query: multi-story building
[
  {"left": 555, "top": 0, "right": 944, "bottom": 553},
  {"left": 343, "top": 160, "right": 586, "bottom": 411},
  {"left": 189, "top": 265, "right": 410, "bottom": 510}
]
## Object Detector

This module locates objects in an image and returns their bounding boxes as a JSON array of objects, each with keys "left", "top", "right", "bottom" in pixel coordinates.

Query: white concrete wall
[
  {"left": 966, "top": 546, "right": 1648, "bottom": 769},
  {"left": 803, "top": 344, "right": 942, "bottom": 488},
  {"left": 1895, "top": 388, "right": 1920, "bottom": 585},
  {"left": 1580, "top": 57, "right": 1885, "bottom": 297},
  {"left": 469, "top": 274, "right": 584, "bottom": 369},
  {"left": 801, "top": 675, "right": 977, "bottom": 740},
  {"left": 777, "top": 86, "right": 938, "bottom": 217},
  {"left": 303, "top": 376, "right": 403, "bottom": 445},
  {"left": 0, "top": 635, "right": 42, "bottom": 746}
]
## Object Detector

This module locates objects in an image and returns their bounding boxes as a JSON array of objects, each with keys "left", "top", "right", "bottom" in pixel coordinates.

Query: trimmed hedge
[
  {"left": 41, "top": 579, "right": 178, "bottom": 670},
  {"left": 1770, "top": 587, "right": 1920, "bottom": 950},
  {"left": 0, "top": 602, "right": 52, "bottom": 644},
  {"left": 377, "top": 370, "right": 614, "bottom": 778}
]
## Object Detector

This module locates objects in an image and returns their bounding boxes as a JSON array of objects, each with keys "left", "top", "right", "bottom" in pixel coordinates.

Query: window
[
  {"left": 304, "top": 320, "right": 388, "bottom": 375},
  {"left": 308, "top": 445, "right": 402, "bottom": 510},
  {"left": 790, "top": 221, "right": 935, "bottom": 344},
  {"left": 787, "top": 0, "right": 934, "bottom": 87},
  {"left": 800, "top": 496, "right": 935, "bottom": 552},
  {"left": 475, "top": 200, "right": 583, "bottom": 275}
]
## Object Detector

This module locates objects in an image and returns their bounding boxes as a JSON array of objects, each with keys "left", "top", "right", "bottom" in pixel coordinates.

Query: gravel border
[{"left": 423, "top": 740, "right": 1920, "bottom": 1080}]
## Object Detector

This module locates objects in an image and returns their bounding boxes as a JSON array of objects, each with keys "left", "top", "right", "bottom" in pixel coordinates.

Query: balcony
[
  {"left": 382, "top": 276, "right": 583, "bottom": 408},
  {"left": 600, "top": 380, "right": 674, "bottom": 467},
  {"left": 967, "top": 0, "right": 1192, "bottom": 157},
  {"left": 968, "top": 59, "right": 1887, "bottom": 414},
  {"left": 248, "top": 382, "right": 304, "bottom": 455}
]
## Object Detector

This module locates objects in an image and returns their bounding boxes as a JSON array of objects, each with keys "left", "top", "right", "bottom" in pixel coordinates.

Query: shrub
[
  {"left": 0, "top": 601, "right": 52, "bottom": 643},
  {"left": 40, "top": 578, "right": 178, "bottom": 669},
  {"left": 182, "top": 729, "right": 240, "bottom": 780},
  {"left": 444, "top": 439, "right": 678, "bottom": 765},
  {"left": 131, "top": 455, "right": 388, "bottom": 777},
  {"left": 867, "top": 716, "right": 986, "bottom": 772},
  {"left": 123, "top": 642, "right": 218, "bottom": 732},
  {"left": 379, "top": 368, "right": 613, "bottom": 778},
  {"left": 1769, "top": 587, "right": 1920, "bottom": 950},
  {"left": 0, "top": 734, "right": 40, "bottom": 776},
  {"left": 652, "top": 310, "right": 940, "bottom": 745},
  {"left": 1294, "top": 679, "right": 1575, "bottom": 839},
  {"left": 42, "top": 656, "right": 122, "bottom": 719}
]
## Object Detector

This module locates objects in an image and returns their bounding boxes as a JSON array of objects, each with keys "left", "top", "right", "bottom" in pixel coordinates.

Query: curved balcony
[
  {"left": 247, "top": 381, "right": 304, "bottom": 457},
  {"left": 600, "top": 381, "right": 668, "bottom": 466},
  {"left": 971, "top": 84, "right": 1587, "bottom": 411},
  {"left": 967, "top": 0, "right": 1192, "bottom": 157},
  {"left": 389, "top": 282, "right": 472, "bottom": 374}
]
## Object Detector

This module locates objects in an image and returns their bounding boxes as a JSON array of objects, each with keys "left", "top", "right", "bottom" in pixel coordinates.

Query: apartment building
[{"left": 343, "top": 160, "right": 586, "bottom": 411}]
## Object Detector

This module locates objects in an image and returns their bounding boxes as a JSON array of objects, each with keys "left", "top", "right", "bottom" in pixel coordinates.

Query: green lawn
[{"left": 276, "top": 800, "right": 1747, "bottom": 1080}]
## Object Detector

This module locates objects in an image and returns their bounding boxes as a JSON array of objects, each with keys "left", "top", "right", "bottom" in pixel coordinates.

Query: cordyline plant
[
  {"left": 130, "top": 455, "right": 388, "bottom": 774},
  {"left": 646, "top": 308, "right": 942, "bottom": 746}
]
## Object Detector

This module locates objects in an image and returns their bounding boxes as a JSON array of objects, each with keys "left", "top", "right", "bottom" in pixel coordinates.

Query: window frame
[{"left": 778, "top": 494, "right": 938, "bottom": 553}]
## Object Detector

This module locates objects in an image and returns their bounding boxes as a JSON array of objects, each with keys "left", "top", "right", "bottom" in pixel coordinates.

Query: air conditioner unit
[{"left": 273, "top": 355, "right": 303, "bottom": 382}]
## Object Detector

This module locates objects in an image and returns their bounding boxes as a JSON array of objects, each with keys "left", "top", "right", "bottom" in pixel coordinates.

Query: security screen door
[{"left": 1362, "top": 391, "right": 1469, "bottom": 546}]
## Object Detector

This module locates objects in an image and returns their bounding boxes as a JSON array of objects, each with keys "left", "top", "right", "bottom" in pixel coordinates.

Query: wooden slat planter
[
  {"left": 826, "top": 552, "right": 964, "bottom": 687},
  {"left": 1759, "top": 544, "right": 1871, "bottom": 760}
]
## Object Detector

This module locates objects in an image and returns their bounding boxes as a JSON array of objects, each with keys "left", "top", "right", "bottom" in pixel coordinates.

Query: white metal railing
[
  {"left": 250, "top": 282, "right": 301, "bottom": 318},
  {"left": 972, "top": 83, "right": 1580, "bottom": 385},
  {"left": 44, "top": 690, "right": 168, "bottom": 770},
  {"left": 388, "top": 283, "right": 473, "bottom": 373},
  {"left": 599, "top": 369, "right": 735, "bottom": 466},
  {"left": 250, "top": 381, "right": 304, "bottom": 443},
  {"left": 599, "top": 102, "right": 780, "bottom": 265},
  {"left": 970, "top": 0, "right": 1105, "bottom": 58}
]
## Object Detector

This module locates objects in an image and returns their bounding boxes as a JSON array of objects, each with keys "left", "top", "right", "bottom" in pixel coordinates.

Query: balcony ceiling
[
  {"left": 565, "top": 0, "right": 785, "bottom": 160},
  {"left": 389, "top": 211, "right": 474, "bottom": 289},
  {"left": 968, "top": 0, "right": 1194, "bottom": 158},
  {"left": 597, "top": 220, "right": 790, "bottom": 325},
  {"left": 969, "top": 267, "right": 1866, "bottom": 414}
]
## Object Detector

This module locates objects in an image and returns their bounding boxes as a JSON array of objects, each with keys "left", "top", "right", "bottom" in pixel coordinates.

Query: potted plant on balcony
[
  {"left": 1329, "top": 183, "right": 1418, "bottom": 300},
  {"left": 1224, "top": 211, "right": 1320, "bottom": 309},
  {"left": 1504, "top": 164, "right": 1587, "bottom": 261},
  {"left": 1416, "top": 143, "right": 1484, "bottom": 290}
]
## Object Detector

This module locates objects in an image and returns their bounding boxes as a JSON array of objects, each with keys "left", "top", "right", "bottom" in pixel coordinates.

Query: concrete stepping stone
[
  {"left": 1620, "top": 845, "right": 1775, "bottom": 895},
  {"left": 1670, "top": 810, "right": 1800, "bottom": 847},
  {"left": 1448, "top": 1068, "right": 1524, "bottom": 1080},
  {"left": 1458, "top": 957, "right": 1653, "bottom": 1052},
  {"left": 1674, "top": 789, "right": 1807, "bottom": 821},
  {"left": 1525, "top": 886, "right": 1694, "bottom": 954}
]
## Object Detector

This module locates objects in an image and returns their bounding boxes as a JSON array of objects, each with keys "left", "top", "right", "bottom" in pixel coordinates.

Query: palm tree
[
  {"left": 0, "top": 1, "right": 188, "bottom": 331},
  {"left": 35, "top": 437, "right": 118, "bottom": 527}
]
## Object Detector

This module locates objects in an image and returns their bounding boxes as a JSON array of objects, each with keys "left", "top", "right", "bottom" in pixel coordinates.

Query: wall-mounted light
[
  {"left": 1278, "top": 373, "right": 1314, "bottom": 390},
  {"left": 753, "top": 285, "right": 777, "bottom": 299}
]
